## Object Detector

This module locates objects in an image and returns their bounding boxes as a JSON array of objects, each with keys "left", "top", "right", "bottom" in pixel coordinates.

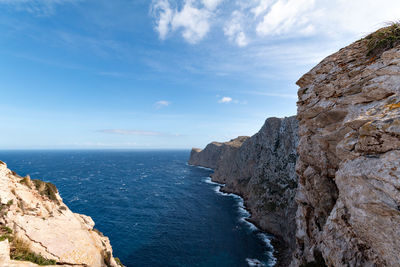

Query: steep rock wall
[
  {"left": 0, "top": 161, "right": 120, "bottom": 267},
  {"left": 188, "top": 136, "right": 249, "bottom": 169},
  {"left": 189, "top": 116, "right": 298, "bottom": 265},
  {"left": 293, "top": 37, "right": 400, "bottom": 266}
]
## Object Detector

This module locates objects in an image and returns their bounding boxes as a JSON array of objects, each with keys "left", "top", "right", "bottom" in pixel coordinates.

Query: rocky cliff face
[
  {"left": 189, "top": 116, "right": 298, "bottom": 265},
  {"left": 0, "top": 161, "right": 120, "bottom": 267},
  {"left": 293, "top": 34, "right": 400, "bottom": 266},
  {"left": 190, "top": 26, "right": 400, "bottom": 267},
  {"left": 188, "top": 136, "right": 249, "bottom": 169}
]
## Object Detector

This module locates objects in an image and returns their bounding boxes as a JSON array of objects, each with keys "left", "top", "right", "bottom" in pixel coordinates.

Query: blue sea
[{"left": 0, "top": 150, "right": 275, "bottom": 267}]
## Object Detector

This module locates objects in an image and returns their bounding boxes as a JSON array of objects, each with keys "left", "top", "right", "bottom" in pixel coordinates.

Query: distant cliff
[
  {"left": 189, "top": 116, "right": 298, "bottom": 266},
  {"left": 189, "top": 136, "right": 249, "bottom": 169},
  {"left": 0, "top": 161, "right": 121, "bottom": 267}
]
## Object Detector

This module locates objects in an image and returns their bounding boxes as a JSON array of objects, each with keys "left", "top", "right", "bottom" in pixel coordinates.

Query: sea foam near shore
[{"left": 202, "top": 176, "right": 276, "bottom": 266}]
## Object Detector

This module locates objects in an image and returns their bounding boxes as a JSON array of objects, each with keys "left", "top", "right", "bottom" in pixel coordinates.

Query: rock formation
[
  {"left": 293, "top": 29, "right": 400, "bottom": 266},
  {"left": 188, "top": 136, "right": 249, "bottom": 169},
  {"left": 190, "top": 26, "right": 400, "bottom": 267},
  {"left": 0, "top": 161, "right": 120, "bottom": 267},
  {"left": 189, "top": 116, "right": 298, "bottom": 266}
]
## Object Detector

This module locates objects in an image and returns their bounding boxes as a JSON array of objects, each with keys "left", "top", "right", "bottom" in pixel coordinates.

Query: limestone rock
[
  {"left": 0, "top": 161, "right": 119, "bottom": 267},
  {"left": 188, "top": 136, "right": 249, "bottom": 169},
  {"left": 293, "top": 36, "right": 400, "bottom": 266}
]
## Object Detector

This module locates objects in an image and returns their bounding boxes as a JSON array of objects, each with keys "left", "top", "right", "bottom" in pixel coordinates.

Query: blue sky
[{"left": 1, "top": 0, "right": 399, "bottom": 149}]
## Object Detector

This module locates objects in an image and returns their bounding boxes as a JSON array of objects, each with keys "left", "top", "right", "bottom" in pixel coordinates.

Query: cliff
[
  {"left": 0, "top": 161, "right": 121, "bottom": 267},
  {"left": 188, "top": 136, "right": 250, "bottom": 169},
  {"left": 189, "top": 116, "right": 298, "bottom": 265},
  {"left": 293, "top": 26, "right": 400, "bottom": 266},
  {"left": 190, "top": 25, "right": 400, "bottom": 267}
]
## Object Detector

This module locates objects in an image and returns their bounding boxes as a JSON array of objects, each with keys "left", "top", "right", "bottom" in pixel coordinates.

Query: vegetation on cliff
[
  {"left": 366, "top": 22, "right": 400, "bottom": 57},
  {"left": 1, "top": 225, "right": 56, "bottom": 265}
]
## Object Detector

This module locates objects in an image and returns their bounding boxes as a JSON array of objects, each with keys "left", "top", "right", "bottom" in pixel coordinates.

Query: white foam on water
[
  {"left": 202, "top": 173, "right": 277, "bottom": 266},
  {"left": 186, "top": 163, "right": 214, "bottom": 171},
  {"left": 203, "top": 177, "right": 225, "bottom": 186},
  {"left": 70, "top": 196, "right": 80, "bottom": 202},
  {"left": 258, "top": 233, "right": 277, "bottom": 266},
  {"left": 246, "top": 258, "right": 266, "bottom": 267}
]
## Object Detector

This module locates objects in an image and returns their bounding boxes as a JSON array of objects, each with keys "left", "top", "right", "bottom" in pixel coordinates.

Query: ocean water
[{"left": 0, "top": 150, "right": 274, "bottom": 267}]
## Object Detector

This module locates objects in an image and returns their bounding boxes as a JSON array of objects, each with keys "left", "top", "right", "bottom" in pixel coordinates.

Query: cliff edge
[
  {"left": 293, "top": 26, "right": 400, "bottom": 266},
  {"left": 189, "top": 25, "right": 400, "bottom": 267},
  {"left": 0, "top": 161, "right": 121, "bottom": 267},
  {"left": 189, "top": 116, "right": 298, "bottom": 266}
]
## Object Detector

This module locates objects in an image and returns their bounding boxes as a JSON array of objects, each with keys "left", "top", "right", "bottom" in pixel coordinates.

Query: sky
[{"left": 0, "top": 0, "right": 399, "bottom": 149}]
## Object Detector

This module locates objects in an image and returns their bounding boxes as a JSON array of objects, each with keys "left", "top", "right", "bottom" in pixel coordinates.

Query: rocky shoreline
[
  {"left": 189, "top": 116, "right": 298, "bottom": 266},
  {"left": 200, "top": 173, "right": 277, "bottom": 266},
  {"left": 218, "top": 185, "right": 287, "bottom": 267}
]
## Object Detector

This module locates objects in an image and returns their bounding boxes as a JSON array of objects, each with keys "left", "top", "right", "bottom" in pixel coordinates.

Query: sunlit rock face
[
  {"left": 0, "top": 161, "right": 119, "bottom": 267},
  {"left": 188, "top": 136, "right": 249, "bottom": 169},
  {"left": 293, "top": 38, "right": 400, "bottom": 266},
  {"left": 189, "top": 116, "right": 299, "bottom": 266}
]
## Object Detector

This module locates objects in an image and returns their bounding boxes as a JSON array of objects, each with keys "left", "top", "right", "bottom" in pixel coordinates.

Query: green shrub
[
  {"left": 32, "top": 179, "right": 59, "bottom": 203},
  {"left": 20, "top": 176, "right": 32, "bottom": 189},
  {"left": 7, "top": 199, "right": 13, "bottom": 207},
  {"left": 0, "top": 226, "right": 13, "bottom": 242},
  {"left": 10, "top": 237, "right": 56, "bottom": 266},
  {"left": 115, "top": 257, "right": 125, "bottom": 267},
  {"left": 2, "top": 226, "right": 13, "bottom": 234},
  {"left": 366, "top": 22, "right": 400, "bottom": 57}
]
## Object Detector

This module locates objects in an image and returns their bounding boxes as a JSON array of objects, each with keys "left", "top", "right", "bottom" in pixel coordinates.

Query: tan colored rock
[
  {"left": 188, "top": 136, "right": 249, "bottom": 169},
  {"left": 0, "top": 161, "right": 119, "bottom": 267},
  {"left": 293, "top": 34, "right": 400, "bottom": 266}
]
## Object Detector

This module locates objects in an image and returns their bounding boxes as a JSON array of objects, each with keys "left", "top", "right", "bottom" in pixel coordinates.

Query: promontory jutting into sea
[{"left": 1, "top": 1, "right": 400, "bottom": 266}]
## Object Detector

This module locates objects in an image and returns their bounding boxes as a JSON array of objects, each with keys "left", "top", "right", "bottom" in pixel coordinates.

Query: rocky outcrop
[
  {"left": 190, "top": 26, "right": 400, "bottom": 267},
  {"left": 0, "top": 161, "right": 120, "bottom": 267},
  {"left": 188, "top": 136, "right": 249, "bottom": 169},
  {"left": 293, "top": 35, "right": 400, "bottom": 266},
  {"left": 189, "top": 116, "right": 298, "bottom": 265}
]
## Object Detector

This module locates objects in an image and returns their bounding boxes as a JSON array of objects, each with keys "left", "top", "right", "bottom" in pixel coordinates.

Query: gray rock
[
  {"left": 293, "top": 36, "right": 400, "bottom": 266},
  {"left": 189, "top": 116, "right": 298, "bottom": 266}
]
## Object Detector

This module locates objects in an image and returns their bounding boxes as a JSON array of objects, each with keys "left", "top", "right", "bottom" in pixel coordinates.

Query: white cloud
[
  {"left": 251, "top": 0, "right": 273, "bottom": 17},
  {"left": 252, "top": 0, "right": 400, "bottom": 38},
  {"left": 255, "top": 0, "right": 316, "bottom": 36},
  {"left": 154, "top": 100, "right": 171, "bottom": 109},
  {"left": 224, "top": 11, "right": 248, "bottom": 47},
  {"left": 202, "top": 0, "right": 223, "bottom": 11},
  {"left": 171, "top": 2, "right": 211, "bottom": 44},
  {"left": 218, "top": 96, "right": 234, "bottom": 103},
  {"left": 151, "top": 0, "right": 400, "bottom": 47},
  {"left": 151, "top": 0, "right": 173, "bottom": 40},
  {"left": 151, "top": 0, "right": 224, "bottom": 44}
]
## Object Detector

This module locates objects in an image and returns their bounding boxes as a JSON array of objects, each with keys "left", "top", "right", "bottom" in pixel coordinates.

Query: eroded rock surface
[
  {"left": 0, "top": 161, "right": 119, "bottom": 267},
  {"left": 293, "top": 39, "right": 400, "bottom": 266},
  {"left": 189, "top": 117, "right": 298, "bottom": 266}
]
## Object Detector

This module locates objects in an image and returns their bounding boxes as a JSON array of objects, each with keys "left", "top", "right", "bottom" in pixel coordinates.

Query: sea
[{"left": 0, "top": 150, "right": 275, "bottom": 267}]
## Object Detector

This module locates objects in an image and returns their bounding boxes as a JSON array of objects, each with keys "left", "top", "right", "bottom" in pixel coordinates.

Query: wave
[
  {"left": 186, "top": 163, "right": 214, "bottom": 171},
  {"left": 202, "top": 178, "right": 277, "bottom": 266},
  {"left": 246, "top": 258, "right": 266, "bottom": 267},
  {"left": 203, "top": 177, "right": 224, "bottom": 186},
  {"left": 257, "top": 233, "right": 277, "bottom": 266}
]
